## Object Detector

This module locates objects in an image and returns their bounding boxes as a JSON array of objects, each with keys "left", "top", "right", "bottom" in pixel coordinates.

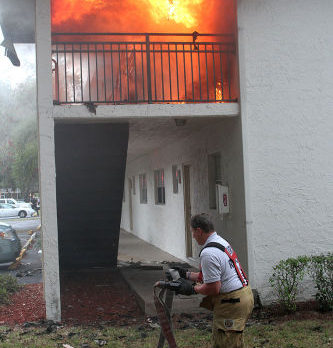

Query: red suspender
[
  {"left": 223, "top": 246, "right": 248, "bottom": 287},
  {"left": 198, "top": 270, "right": 203, "bottom": 283}
]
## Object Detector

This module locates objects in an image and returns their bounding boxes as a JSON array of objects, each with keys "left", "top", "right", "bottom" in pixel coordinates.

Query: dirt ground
[
  {"left": 0, "top": 269, "right": 332, "bottom": 328},
  {"left": 60, "top": 269, "right": 144, "bottom": 325}
]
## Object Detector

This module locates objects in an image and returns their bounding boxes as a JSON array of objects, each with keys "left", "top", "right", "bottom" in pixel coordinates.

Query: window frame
[
  {"left": 208, "top": 152, "right": 222, "bottom": 209},
  {"left": 132, "top": 176, "right": 136, "bottom": 195},
  {"left": 139, "top": 173, "right": 148, "bottom": 204},
  {"left": 154, "top": 169, "right": 166, "bottom": 205},
  {"left": 172, "top": 165, "right": 179, "bottom": 194}
]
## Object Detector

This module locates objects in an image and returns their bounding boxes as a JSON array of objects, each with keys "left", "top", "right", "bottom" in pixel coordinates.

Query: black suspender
[{"left": 199, "top": 242, "right": 225, "bottom": 256}]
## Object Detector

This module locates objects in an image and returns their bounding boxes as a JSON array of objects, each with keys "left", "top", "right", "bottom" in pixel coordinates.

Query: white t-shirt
[{"left": 200, "top": 232, "right": 243, "bottom": 293}]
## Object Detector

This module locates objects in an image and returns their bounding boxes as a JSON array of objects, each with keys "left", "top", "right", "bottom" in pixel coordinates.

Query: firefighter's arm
[{"left": 194, "top": 280, "right": 221, "bottom": 296}]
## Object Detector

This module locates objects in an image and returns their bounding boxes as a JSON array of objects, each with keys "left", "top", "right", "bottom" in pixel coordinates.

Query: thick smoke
[{"left": 0, "top": 0, "right": 35, "bottom": 43}]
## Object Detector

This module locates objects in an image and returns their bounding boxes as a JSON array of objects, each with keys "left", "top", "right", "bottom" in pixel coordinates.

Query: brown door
[
  {"left": 128, "top": 178, "right": 133, "bottom": 231},
  {"left": 183, "top": 165, "right": 192, "bottom": 257}
]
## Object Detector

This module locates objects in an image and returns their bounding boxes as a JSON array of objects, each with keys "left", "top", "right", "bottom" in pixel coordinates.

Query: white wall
[
  {"left": 238, "top": 0, "right": 333, "bottom": 302},
  {"left": 121, "top": 117, "right": 248, "bottom": 270}
]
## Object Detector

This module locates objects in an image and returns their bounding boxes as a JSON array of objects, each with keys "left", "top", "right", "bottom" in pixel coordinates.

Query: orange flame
[
  {"left": 147, "top": 0, "right": 203, "bottom": 28},
  {"left": 52, "top": 0, "right": 204, "bottom": 30},
  {"left": 168, "top": 0, "right": 176, "bottom": 20},
  {"left": 216, "top": 81, "right": 222, "bottom": 101},
  {"left": 52, "top": 0, "right": 106, "bottom": 25}
]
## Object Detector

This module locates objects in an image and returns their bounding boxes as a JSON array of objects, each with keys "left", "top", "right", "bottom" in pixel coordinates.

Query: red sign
[{"left": 223, "top": 194, "right": 228, "bottom": 207}]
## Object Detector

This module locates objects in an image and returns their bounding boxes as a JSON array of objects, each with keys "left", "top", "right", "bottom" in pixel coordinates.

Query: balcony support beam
[
  {"left": 36, "top": 0, "right": 62, "bottom": 322},
  {"left": 52, "top": 102, "right": 239, "bottom": 120}
]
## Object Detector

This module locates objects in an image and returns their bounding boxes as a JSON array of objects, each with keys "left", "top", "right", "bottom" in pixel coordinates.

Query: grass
[
  {"left": 245, "top": 320, "right": 332, "bottom": 348},
  {"left": 0, "top": 319, "right": 331, "bottom": 348}
]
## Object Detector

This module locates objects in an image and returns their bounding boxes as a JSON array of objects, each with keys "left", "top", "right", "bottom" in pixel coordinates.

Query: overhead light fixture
[{"left": 174, "top": 119, "right": 187, "bottom": 126}]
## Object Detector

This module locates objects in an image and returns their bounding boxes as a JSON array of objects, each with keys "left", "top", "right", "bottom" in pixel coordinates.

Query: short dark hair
[{"left": 190, "top": 213, "right": 214, "bottom": 233}]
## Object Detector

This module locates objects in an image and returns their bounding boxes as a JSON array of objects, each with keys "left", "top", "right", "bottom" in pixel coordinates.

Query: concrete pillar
[
  {"left": 236, "top": 0, "right": 256, "bottom": 288},
  {"left": 36, "top": 0, "right": 61, "bottom": 321}
]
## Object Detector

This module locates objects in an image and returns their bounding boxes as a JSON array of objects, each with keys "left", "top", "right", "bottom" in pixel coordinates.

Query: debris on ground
[
  {"left": 9, "top": 232, "right": 38, "bottom": 270},
  {"left": 15, "top": 268, "right": 42, "bottom": 278},
  {"left": 0, "top": 262, "right": 332, "bottom": 329}
]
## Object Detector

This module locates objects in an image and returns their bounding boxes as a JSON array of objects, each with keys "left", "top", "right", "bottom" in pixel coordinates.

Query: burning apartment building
[{"left": 1, "top": 0, "right": 332, "bottom": 321}]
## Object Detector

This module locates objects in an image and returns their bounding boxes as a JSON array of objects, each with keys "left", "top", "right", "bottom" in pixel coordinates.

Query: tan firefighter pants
[{"left": 200, "top": 285, "right": 254, "bottom": 348}]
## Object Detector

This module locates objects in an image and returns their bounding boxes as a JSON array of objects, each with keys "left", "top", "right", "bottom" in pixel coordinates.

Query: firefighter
[{"left": 175, "top": 213, "right": 254, "bottom": 348}]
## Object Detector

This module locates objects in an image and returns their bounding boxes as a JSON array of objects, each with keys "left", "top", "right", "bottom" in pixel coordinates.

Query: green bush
[
  {"left": 269, "top": 256, "right": 309, "bottom": 312},
  {"left": 0, "top": 286, "right": 9, "bottom": 305},
  {"left": 0, "top": 274, "right": 21, "bottom": 305},
  {"left": 309, "top": 253, "right": 333, "bottom": 312}
]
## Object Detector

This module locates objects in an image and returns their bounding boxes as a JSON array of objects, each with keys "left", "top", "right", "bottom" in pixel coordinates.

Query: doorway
[
  {"left": 128, "top": 178, "right": 133, "bottom": 231},
  {"left": 183, "top": 164, "right": 192, "bottom": 257}
]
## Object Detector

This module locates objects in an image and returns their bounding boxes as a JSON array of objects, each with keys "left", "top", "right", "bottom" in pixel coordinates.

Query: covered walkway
[{"left": 118, "top": 229, "right": 204, "bottom": 315}]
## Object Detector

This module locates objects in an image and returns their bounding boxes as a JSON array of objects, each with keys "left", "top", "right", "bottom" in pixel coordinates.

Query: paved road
[
  {"left": 0, "top": 216, "right": 40, "bottom": 230},
  {"left": 0, "top": 217, "right": 43, "bottom": 284}
]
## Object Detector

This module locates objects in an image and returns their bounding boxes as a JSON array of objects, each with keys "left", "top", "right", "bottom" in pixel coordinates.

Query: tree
[
  {"left": 0, "top": 77, "right": 38, "bottom": 193},
  {"left": 11, "top": 116, "right": 39, "bottom": 196}
]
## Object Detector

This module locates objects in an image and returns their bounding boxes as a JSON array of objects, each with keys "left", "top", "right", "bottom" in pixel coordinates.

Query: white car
[
  {"left": 0, "top": 198, "right": 32, "bottom": 209},
  {"left": 0, "top": 203, "right": 36, "bottom": 218}
]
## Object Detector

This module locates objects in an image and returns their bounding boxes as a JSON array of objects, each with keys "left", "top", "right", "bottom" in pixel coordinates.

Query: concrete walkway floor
[{"left": 118, "top": 229, "right": 206, "bottom": 316}]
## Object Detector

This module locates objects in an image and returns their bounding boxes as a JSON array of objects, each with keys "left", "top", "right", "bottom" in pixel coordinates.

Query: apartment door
[
  {"left": 128, "top": 178, "right": 133, "bottom": 231},
  {"left": 183, "top": 164, "right": 192, "bottom": 257}
]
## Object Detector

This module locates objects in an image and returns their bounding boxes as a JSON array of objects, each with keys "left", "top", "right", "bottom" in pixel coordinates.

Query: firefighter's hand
[
  {"left": 173, "top": 266, "right": 188, "bottom": 279},
  {"left": 175, "top": 278, "right": 196, "bottom": 296}
]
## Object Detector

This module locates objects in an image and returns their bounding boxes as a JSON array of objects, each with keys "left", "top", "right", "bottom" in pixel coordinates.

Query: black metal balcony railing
[{"left": 52, "top": 33, "right": 237, "bottom": 105}]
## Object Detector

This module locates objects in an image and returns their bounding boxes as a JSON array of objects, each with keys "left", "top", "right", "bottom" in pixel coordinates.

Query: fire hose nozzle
[
  {"left": 154, "top": 280, "right": 167, "bottom": 288},
  {"left": 154, "top": 280, "right": 181, "bottom": 292}
]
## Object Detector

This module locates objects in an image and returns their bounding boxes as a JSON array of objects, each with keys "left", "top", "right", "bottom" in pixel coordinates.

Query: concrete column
[
  {"left": 236, "top": 0, "right": 256, "bottom": 288},
  {"left": 35, "top": 0, "right": 61, "bottom": 321}
]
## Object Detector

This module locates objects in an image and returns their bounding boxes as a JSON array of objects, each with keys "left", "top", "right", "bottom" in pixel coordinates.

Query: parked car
[
  {"left": 0, "top": 222, "right": 21, "bottom": 264},
  {"left": 0, "top": 203, "right": 36, "bottom": 218},
  {"left": 0, "top": 198, "right": 32, "bottom": 209}
]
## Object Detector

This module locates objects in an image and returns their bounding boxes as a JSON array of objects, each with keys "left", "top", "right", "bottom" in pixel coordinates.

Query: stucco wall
[
  {"left": 238, "top": 0, "right": 333, "bottom": 302},
  {"left": 121, "top": 117, "right": 248, "bottom": 271}
]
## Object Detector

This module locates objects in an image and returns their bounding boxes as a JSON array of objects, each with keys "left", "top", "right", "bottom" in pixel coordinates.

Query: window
[
  {"left": 139, "top": 174, "right": 147, "bottom": 204},
  {"left": 208, "top": 152, "right": 222, "bottom": 209},
  {"left": 154, "top": 169, "right": 165, "bottom": 204},
  {"left": 132, "top": 176, "right": 136, "bottom": 195},
  {"left": 172, "top": 165, "right": 179, "bottom": 193}
]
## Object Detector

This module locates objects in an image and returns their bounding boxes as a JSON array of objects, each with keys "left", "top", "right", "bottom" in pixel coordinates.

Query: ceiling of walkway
[{"left": 127, "top": 117, "right": 227, "bottom": 162}]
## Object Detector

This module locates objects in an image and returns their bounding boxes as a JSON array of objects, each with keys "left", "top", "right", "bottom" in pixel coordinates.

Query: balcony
[{"left": 52, "top": 33, "right": 237, "bottom": 105}]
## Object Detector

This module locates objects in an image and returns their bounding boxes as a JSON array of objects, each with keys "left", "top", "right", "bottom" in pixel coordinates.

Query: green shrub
[
  {"left": 269, "top": 256, "right": 309, "bottom": 312},
  {"left": 0, "top": 286, "right": 9, "bottom": 304},
  {"left": 309, "top": 253, "right": 333, "bottom": 312},
  {"left": 0, "top": 274, "right": 21, "bottom": 305}
]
